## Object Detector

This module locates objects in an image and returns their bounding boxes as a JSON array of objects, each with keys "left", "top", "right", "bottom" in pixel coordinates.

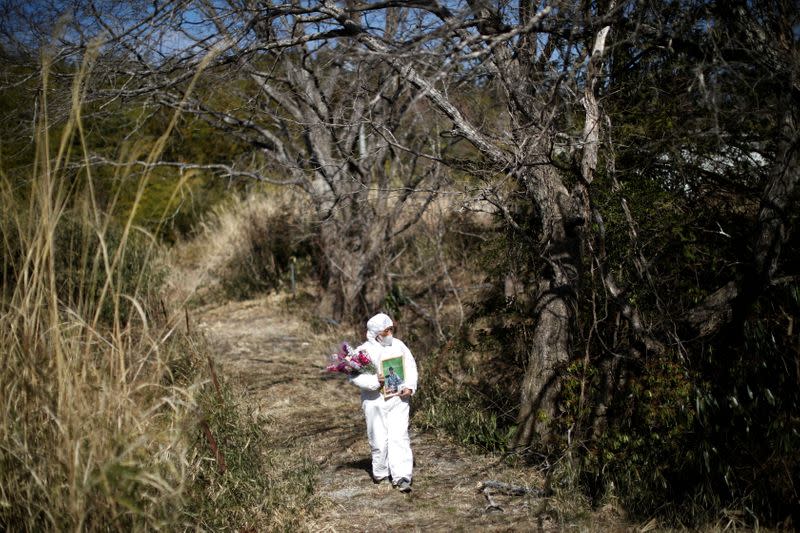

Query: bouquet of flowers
[{"left": 326, "top": 342, "right": 376, "bottom": 375}]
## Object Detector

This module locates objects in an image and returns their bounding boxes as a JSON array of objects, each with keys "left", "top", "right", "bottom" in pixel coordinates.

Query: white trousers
[{"left": 362, "top": 395, "right": 413, "bottom": 481}]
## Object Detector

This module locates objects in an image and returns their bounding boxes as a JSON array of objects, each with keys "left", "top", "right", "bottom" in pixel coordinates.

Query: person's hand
[{"left": 399, "top": 388, "right": 412, "bottom": 399}]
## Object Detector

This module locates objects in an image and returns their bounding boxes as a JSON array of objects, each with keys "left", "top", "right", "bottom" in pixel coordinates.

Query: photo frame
[{"left": 380, "top": 356, "right": 406, "bottom": 399}]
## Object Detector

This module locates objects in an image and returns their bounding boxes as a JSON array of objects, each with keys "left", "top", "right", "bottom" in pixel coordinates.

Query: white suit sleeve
[
  {"left": 349, "top": 371, "right": 381, "bottom": 391},
  {"left": 401, "top": 342, "right": 419, "bottom": 394}
]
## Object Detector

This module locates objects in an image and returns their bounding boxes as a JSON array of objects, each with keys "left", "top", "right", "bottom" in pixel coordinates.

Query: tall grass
[
  {"left": 0, "top": 42, "right": 192, "bottom": 530},
  {"left": 0, "top": 44, "right": 317, "bottom": 530}
]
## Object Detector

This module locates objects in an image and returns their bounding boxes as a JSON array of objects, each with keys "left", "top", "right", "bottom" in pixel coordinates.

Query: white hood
[{"left": 366, "top": 313, "right": 393, "bottom": 342}]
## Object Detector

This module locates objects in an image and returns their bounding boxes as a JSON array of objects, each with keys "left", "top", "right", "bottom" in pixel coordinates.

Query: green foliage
[
  {"left": 578, "top": 174, "right": 798, "bottom": 525},
  {"left": 415, "top": 338, "right": 520, "bottom": 453},
  {"left": 1, "top": 75, "right": 244, "bottom": 244},
  {"left": 690, "top": 282, "right": 800, "bottom": 523},
  {"left": 82, "top": 107, "right": 243, "bottom": 242},
  {"left": 575, "top": 356, "right": 698, "bottom": 519},
  {"left": 423, "top": 146, "right": 797, "bottom": 526},
  {"left": 185, "top": 380, "right": 319, "bottom": 530},
  {"left": 416, "top": 378, "right": 516, "bottom": 453},
  {"left": 114, "top": 167, "right": 229, "bottom": 243}
]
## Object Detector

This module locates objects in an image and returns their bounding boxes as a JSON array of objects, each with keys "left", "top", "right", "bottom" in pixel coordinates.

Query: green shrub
[
  {"left": 416, "top": 382, "right": 516, "bottom": 452},
  {"left": 184, "top": 378, "right": 319, "bottom": 530},
  {"left": 114, "top": 166, "right": 230, "bottom": 243},
  {"left": 415, "top": 345, "right": 518, "bottom": 453},
  {"left": 578, "top": 356, "right": 697, "bottom": 519}
]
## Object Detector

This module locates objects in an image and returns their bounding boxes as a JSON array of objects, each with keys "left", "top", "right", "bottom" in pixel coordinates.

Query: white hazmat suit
[{"left": 349, "top": 313, "right": 418, "bottom": 484}]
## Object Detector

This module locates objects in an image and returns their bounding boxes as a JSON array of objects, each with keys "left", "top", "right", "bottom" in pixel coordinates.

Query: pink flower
[{"left": 325, "top": 341, "right": 377, "bottom": 375}]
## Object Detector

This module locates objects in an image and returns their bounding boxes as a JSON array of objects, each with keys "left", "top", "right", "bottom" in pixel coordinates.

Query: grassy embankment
[{"left": 0, "top": 47, "right": 317, "bottom": 531}]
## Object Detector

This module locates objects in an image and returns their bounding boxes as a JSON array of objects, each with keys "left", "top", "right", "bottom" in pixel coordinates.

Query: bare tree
[
  {"left": 294, "top": 0, "right": 627, "bottom": 447},
  {"left": 18, "top": 0, "right": 796, "bottom": 451},
  {"left": 22, "top": 0, "right": 450, "bottom": 320},
  {"left": 41, "top": 0, "right": 638, "bottom": 444},
  {"left": 319, "top": 0, "right": 798, "bottom": 451}
]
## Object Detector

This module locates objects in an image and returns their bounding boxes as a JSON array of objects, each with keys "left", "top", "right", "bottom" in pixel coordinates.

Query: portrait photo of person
[
  {"left": 380, "top": 356, "right": 406, "bottom": 398},
  {"left": 385, "top": 366, "right": 402, "bottom": 393}
]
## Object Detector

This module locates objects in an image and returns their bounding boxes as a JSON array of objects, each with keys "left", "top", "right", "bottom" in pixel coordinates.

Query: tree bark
[
  {"left": 318, "top": 205, "right": 391, "bottom": 322},
  {"left": 512, "top": 166, "right": 579, "bottom": 448},
  {"left": 513, "top": 2, "right": 615, "bottom": 449}
]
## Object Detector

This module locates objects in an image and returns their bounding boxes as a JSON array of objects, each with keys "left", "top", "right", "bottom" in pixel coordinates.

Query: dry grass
[
  {"left": 166, "top": 189, "right": 314, "bottom": 306},
  {"left": 0, "top": 42, "right": 201, "bottom": 531},
  {"left": 0, "top": 44, "right": 317, "bottom": 531},
  {"left": 193, "top": 292, "right": 639, "bottom": 533}
]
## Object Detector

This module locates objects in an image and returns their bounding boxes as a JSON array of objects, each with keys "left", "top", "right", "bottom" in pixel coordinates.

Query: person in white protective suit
[{"left": 349, "top": 313, "right": 418, "bottom": 493}]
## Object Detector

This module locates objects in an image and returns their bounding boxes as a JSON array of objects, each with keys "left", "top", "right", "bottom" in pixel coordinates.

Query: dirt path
[{"left": 194, "top": 295, "right": 615, "bottom": 532}]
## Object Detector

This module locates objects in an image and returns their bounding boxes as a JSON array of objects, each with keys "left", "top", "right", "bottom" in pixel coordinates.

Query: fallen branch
[
  {"left": 482, "top": 487, "right": 503, "bottom": 513},
  {"left": 478, "top": 480, "right": 545, "bottom": 497},
  {"left": 477, "top": 480, "right": 544, "bottom": 512}
]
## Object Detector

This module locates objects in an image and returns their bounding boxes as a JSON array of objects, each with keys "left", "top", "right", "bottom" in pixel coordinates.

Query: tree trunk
[
  {"left": 318, "top": 214, "right": 390, "bottom": 323},
  {"left": 513, "top": 278, "right": 574, "bottom": 449},
  {"left": 512, "top": 167, "right": 581, "bottom": 449}
]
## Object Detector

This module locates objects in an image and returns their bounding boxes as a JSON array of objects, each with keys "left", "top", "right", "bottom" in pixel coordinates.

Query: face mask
[{"left": 378, "top": 334, "right": 393, "bottom": 347}]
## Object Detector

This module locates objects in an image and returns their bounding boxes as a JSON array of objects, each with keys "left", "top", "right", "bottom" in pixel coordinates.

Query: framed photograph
[{"left": 380, "top": 356, "right": 406, "bottom": 398}]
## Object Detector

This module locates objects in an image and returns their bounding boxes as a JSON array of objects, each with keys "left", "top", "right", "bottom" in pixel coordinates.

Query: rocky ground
[{"left": 194, "top": 294, "right": 628, "bottom": 532}]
